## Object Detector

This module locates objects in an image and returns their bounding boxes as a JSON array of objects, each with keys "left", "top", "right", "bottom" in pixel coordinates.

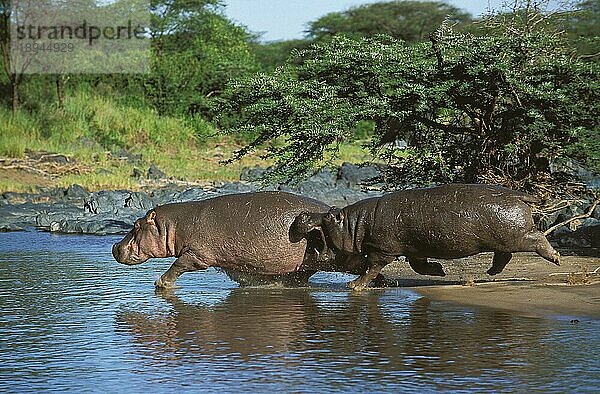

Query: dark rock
[
  {"left": 556, "top": 224, "right": 600, "bottom": 249},
  {"left": 280, "top": 167, "right": 382, "bottom": 207},
  {"left": 48, "top": 218, "right": 133, "bottom": 235},
  {"left": 215, "top": 182, "right": 257, "bottom": 195},
  {"left": 0, "top": 223, "right": 25, "bottom": 232},
  {"left": 84, "top": 190, "right": 133, "bottom": 214},
  {"left": 39, "top": 154, "right": 69, "bottom": 164},
  {"left": 550, "top": 158, "right": 600, "bottom": 189},
  {"left": 2, "top": 192, "right": 26, "bottom": 203},
  {"left": 149, "top": 189, "right": 180, "bottom": 206},
  {"left": 240, "top": 166, "right": 271, "bottom": 182},
  {"left": 550, "top": 225, "right": 572, "bottom": 239},
  {"left": 124, "top": 192, "right": 154, "bottom": 212},
  {"left": 173, "top": 188, "right": 213, "bottom": 203},
  {"left": 538, "top": 201, "right": 590, "bottom": 231},
  {"left": 0, "top": 202, "right": 51, "bottom": 231},
  {"left": 337, "top": 162, "right": 381, "bottom": 187},
  {"left": 65, "top": 184, "right": 88, "bottom": 199},
  {"left": 35, "top": 207, "right": 84, "bottom": 229},
  {"left": 581, "top": 217, "right": 600, "bottom": 228},
  {"left": 147, "top": 164, "right": 166, "bottom": 180},
  {"left": 114, "top": 148, "right": 142, "bottom": 164}
]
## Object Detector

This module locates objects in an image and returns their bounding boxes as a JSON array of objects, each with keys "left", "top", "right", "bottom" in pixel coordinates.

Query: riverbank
[
  {"left": 1, "top": 158, "right": 599, "bottom": 319},
  {"left": 382, "top": 253, "right": 600, "bottom": 319}
]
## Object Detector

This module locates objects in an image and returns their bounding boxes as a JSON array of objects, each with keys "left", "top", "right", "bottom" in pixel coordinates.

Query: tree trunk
[
  {"left": 56, "top": 75, "right": 64, "bottom": 109},
  {"left": 11, "top": 74, "right": 19, "bottom": 113}
]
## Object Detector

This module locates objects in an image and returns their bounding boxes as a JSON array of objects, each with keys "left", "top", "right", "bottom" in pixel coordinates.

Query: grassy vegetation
[{"left": 0, "top": 89, "right": 373, "bottom": 193}]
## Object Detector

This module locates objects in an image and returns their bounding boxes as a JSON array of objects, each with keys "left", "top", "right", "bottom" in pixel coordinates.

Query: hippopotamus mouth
[{"left": 112, "top": 240, "right": 146, "bottom": 265}]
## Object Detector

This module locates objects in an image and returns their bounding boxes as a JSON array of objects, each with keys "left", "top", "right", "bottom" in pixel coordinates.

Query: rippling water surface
[{"left": 0, "top": 231, "right": 598, "bottom": 392}]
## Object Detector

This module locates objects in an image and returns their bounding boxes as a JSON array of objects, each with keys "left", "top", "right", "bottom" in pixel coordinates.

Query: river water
[{"left": 0, "top": 231, "right": 598, "bottom": 392}]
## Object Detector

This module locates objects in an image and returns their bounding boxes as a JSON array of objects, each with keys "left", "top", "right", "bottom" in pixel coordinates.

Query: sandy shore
[{"left": 381, "top": 251, "right": 600, "bottom": 319}]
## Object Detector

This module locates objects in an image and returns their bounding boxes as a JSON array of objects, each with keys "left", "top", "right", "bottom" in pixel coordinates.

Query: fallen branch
[
  {"left": 2, "top": 164, "right": 50, "bottom": 176},
  {"left": 543, "top": 200, "right": 599, "bottom": 236}
]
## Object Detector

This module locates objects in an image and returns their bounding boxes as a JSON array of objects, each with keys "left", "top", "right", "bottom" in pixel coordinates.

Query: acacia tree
[
  {"left": 219, "top": 21, "right": 599, "bottom": 190},
  {"left": 307, "top": 0, "right": 472, "bottom": 42}
]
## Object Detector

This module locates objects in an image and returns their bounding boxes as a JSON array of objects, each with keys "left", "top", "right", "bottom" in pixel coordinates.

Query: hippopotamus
[
  {"left": 112, "top": 191, "right": 333, "bottom": 288},
  {"left": 292, "top": 184, "right": 561, "bottom": 291}
]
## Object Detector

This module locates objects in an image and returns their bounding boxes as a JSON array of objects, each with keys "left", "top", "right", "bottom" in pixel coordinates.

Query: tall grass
[
  {"left": 0, "top": 108, "right": 44, "bottom": 157},
  {"left": 0, "top": 90, "right": 213, "bottom": 161},
  {"left": 0, "top": 89, "right": 372, "bottom": 192}
]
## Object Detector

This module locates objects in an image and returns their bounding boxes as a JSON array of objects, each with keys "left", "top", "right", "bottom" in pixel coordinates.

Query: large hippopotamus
[
  {"left": 112, "top": 191, "right": 333, "bottom": 288},
  {"left": 292, "top": 184, "right": 560, "bottom": 291}
]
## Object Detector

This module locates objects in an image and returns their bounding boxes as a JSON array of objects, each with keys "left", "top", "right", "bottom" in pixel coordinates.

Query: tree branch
[{"left": 544, "top": 200, "right": 599, "bottom": 236}]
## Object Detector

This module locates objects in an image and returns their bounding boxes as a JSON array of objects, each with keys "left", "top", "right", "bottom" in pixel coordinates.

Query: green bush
[{"left": 220, "top": 28, "right": 600, "bottom": 188}]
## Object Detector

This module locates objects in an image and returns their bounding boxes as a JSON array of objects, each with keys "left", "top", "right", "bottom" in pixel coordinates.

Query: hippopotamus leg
[
  {"left": 525, "top": 231, "right": 561, "bottom": 265},
  {"left": 487, "top": 251, "right": 512, "bottom": 275},
  {"left": 348, "top": 252, "right": 394, "bottom": 291},
  {"left": 155, "top": 253, "right": 209, "bottom": 289},
  {"left": 372, "top": 274, "right": 387, "bottom": 287},
  {"left": 407, "top": 256, "right": 446, "bottom": 277}
]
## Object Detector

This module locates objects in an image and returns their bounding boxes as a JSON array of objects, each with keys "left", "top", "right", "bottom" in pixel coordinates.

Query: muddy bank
[{"left": 381, "top": 253, "right": 600, "bottom": 318}]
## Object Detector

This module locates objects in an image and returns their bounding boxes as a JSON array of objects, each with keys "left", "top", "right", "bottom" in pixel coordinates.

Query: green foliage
[
  {"left": 565, "top": 0, "right": 600, "bottom": 56},
  {"left": 249, "top": 1, "right": 473, "bottom": 73},
  {"left": 220, "top": 26, "right": 600, "bottom": 186},
  {"left": 307, "top": 1, "right": 472, "bottom": 42},
  {"left": 250, "top": 39, "right": 312, "bottom": 71},
  {"left": 146, "top": 1, "right": 260, "bottom": 116},
  {"left": 0, "top": 89, "right": 211, "bottom": 155}
]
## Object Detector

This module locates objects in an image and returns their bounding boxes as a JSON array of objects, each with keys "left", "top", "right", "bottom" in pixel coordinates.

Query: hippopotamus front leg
[
  {"left": 407, "top": 256, "right": 446, "bottom": 276},
  {"left": 155, "top": 253, "right": 209, "bottom": 289}
]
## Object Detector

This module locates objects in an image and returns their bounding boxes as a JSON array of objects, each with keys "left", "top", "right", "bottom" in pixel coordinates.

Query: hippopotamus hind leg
[
  {"left": 155, "top": 253, "right": 209, "bottom": 289},
  {"left": 487, "top": 251, "right": 512, "bottom": 275},
  {"left": 523, "top": 231, "right": 561, "bottom": 266},
  {"left": 348, "top": 252, "right": 394, "bottom": 291},
  {"left": 408, "top": 256, "right": 446, "bottom": 277}
]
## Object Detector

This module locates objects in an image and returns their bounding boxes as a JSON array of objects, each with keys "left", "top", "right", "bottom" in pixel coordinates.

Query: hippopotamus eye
[{"left": 134, "top": 221, "right": 141, "bottom": 231}]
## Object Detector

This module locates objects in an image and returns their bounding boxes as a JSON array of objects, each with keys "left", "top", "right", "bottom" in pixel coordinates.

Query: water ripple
[{"left": 0, "top": 231, "right": 598, "bottom": 392}]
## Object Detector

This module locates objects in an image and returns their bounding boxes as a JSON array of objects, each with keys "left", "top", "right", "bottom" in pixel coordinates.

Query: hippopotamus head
[
  {"left": 294, "top": 207, "right": 343, "bottom": 232},
  {"left": 293, "top": 207, "right": 347, "bottom": 251},
  {"left": 112, "top": 209, "right": 174, "bottom": 265}
]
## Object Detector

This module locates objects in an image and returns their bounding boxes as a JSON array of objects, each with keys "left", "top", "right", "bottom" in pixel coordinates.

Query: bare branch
[{"left": 543, "top": 200, "right": 599, "bottom": 236}]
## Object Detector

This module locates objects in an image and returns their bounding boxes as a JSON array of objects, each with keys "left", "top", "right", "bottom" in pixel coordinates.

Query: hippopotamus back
[{"left": 370, "top": 184, "right": 539, "bottom": 259}]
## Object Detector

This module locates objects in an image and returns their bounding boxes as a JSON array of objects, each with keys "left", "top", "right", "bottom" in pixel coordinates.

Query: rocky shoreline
[
  {"left": 0, "top": 163, "right": 384, "bottom": 235},
  {"left": 0, "top": 162, "right": 598, "bottom": 253}
]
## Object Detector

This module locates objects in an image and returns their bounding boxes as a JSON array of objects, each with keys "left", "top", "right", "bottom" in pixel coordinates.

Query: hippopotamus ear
[
  {"left": 326, "top": 207, "right": 344, "bottom": 223},
  {"left": 146, "top": 210, "right": 156, "bottom": 226}
]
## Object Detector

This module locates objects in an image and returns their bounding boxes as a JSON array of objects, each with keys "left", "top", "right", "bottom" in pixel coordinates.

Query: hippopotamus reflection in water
[
  {"left": 112, "top": 191, "right": 336, "bottom": 288},
  {"left": 292, "top": 184, "right": 560, "bottom": 291}
]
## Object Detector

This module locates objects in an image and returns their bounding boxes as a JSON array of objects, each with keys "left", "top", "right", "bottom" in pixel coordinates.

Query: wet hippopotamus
[
  {"left": 292, "top": 184, "right": 561, "bottom": 291},
  {"left": 112, "top": 191, "right": 331, "bottom": 288}
]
